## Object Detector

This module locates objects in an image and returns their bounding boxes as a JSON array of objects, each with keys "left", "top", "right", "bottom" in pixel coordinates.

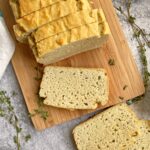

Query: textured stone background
[{"left": 0, "top": 0, "right": 150, "bottom": 150}]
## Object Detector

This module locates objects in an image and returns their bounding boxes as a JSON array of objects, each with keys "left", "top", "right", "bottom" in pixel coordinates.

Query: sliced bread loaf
[
  {"left": 28, "top": 9, "right": 106, "bottom": 46},
  {"left": 39, "top": 66, "right": 109, "bottom": 109},
  {"left": 13, "top": 0, "right": 91, "bottom": 42},
  {"left": 128, "top": 120, "right": 150, "bottom": 150},
  {"left": 73, "top": 103, "right": 140, "bottom": 150},
  {"left": 9, "top": 0, "right": 62, "bottom": 19},
  {"left": 31, "top": 21, "right": 110, "bottom": 65}
]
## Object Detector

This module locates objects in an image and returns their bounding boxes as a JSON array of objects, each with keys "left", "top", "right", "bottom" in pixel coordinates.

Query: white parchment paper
[{"left": 0, "top": 12, "right": 15, "bottom": 80}]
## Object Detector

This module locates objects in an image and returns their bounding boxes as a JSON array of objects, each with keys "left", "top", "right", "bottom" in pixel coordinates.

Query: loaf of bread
[
  {"left": 128, "top": 120, "right": 150, "bottom": 150},
  {"left": 73, "top": 103, "right": 140, "bottom": 150},
  {"left": 9, "top": 0, "right": 61, "bottom": 19},
  {"left": 13, "top": 0, "right": 91, "bottom": 42},
  {"left": 28, "top": 9, "right": 106, "bottom": 47},
  {"left": 39, "top": 66, "right": 109, "bottom": 109},
  {"left": 31, "top": 21, "right": 110, "bottom": 65}
]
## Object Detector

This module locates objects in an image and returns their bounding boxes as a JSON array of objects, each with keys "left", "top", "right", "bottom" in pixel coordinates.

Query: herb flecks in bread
[{"left": 128, "top": 120, "right": 150, "bottom": 150}]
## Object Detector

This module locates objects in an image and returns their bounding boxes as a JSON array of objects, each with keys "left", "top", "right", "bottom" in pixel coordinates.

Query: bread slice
[
  {"left": 31, "top": 21, "right": 110, "bottom": 65},
  {"left": 39, "top": 66, "right": 109, "bottom": 109},
  {"left": 9, "top": 0, "right": 61, "bottom": 19},
  {"left": 128, "top": 120, "right": 150, "bottom": 150},
  {"left": 28, "top": 9, "right": 106, "bottom": 47},
  {"left": 13, "top": 0, "right": 91, "bottom": 42},
  {"left": 73, "top": 103, "right": 140, "bottom": 150}
]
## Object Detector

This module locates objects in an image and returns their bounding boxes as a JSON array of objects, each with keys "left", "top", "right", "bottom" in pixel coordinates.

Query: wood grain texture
[{"left": 0, "top": 0, "right": 145, "bottom": 130}]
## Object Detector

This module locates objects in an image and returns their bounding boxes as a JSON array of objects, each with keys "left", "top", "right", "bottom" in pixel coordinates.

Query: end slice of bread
[
  {"left": 73, "top": 103, "right": 140, "bottom": 150},
  {"left": 31, "top": 21, "right": 110, "bottom": 65},
  {"left": 39, "top": 66, "right": 109, "bottom": 109},
  {"left": 28, "top": 9, "right": 106, "bottom": 46},
  {"left": 13, "top": 0, "right": 91, "bottom": 42}
]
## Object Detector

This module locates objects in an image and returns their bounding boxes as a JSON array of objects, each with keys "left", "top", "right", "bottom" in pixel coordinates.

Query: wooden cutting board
[{"left": 0, "top": 0, "right": 145, "bottom": 130}]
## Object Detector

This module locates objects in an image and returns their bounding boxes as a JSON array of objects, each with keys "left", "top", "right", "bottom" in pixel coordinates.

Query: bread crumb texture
[
  {"left": 40, "top": 66, "right": 109, "bottom": 109},
  {"left": 128, "top": 120, "right": 150, "bottom": 150},
  {"left": 73, "top": 103, "right": 140, "bottom": 150}
]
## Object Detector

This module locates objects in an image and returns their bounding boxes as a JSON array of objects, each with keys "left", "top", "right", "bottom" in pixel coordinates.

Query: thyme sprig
[
  {"left": 0, "top": 91, "right": 21, "bottom": 150},
  {"left": 29, "top": 108, "right": 48, "bottom": 121},
  {"left": 13, "top": 116, "right": 22, "bottom": 150},
  {"left": 0, "top": 90, "right": 32, "bottom": 149},
  {"left": 30, "top": 66, "right": 49, "bottom": 121},
  {"left": 29, "top": 94, "right": 49, "bottom": 121},
  {"left": 115, "top": 0, "right": 150, "bottom": 104}
]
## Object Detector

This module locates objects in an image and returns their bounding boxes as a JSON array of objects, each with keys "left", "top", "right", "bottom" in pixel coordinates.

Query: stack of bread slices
[
  {"left": 10, "top": 0, "right": 110, "bottom": 65},
  {"left": 10, "top": 0, "right": 110, "bottom": 110}
]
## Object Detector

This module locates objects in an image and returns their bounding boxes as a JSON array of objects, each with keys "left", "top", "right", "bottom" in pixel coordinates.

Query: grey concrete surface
[{"left": 0, "top": 0, "right": 150, "bottom": 150}]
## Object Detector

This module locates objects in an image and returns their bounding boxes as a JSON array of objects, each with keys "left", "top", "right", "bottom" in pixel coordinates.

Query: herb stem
[
  {"left": 0, "top": 90, "right": 31, "bottom": 149},
  {"left": 14, "top": 116, "right": 21, "bottom": 150},
  {"left": 115, "top": 0, "right": 150, "bottom": 104}
]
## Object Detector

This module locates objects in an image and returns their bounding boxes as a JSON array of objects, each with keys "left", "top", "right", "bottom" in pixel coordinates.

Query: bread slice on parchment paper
[
  {"left": 39, "top": 66, "right": 109, "bottom": 110},
  {"left": 73, "top": 103, "right": 140, "bottom": 150},
  {"left": 13, "top": 0, "right": 91, "bottom": 42}
]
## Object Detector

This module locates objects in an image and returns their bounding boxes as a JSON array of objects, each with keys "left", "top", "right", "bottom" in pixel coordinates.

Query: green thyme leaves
[
  {"left": 0, "top": 90, "right": 21, "bottom": 150},
  {"left": 25, "top": 134, "right": 31, "bottom": 142},
  {"left": 29, "top": 108, "right": 48, "bottom": 121},
  {"left": 0, "top": 90, "right": 31, "bottom": 149}
]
